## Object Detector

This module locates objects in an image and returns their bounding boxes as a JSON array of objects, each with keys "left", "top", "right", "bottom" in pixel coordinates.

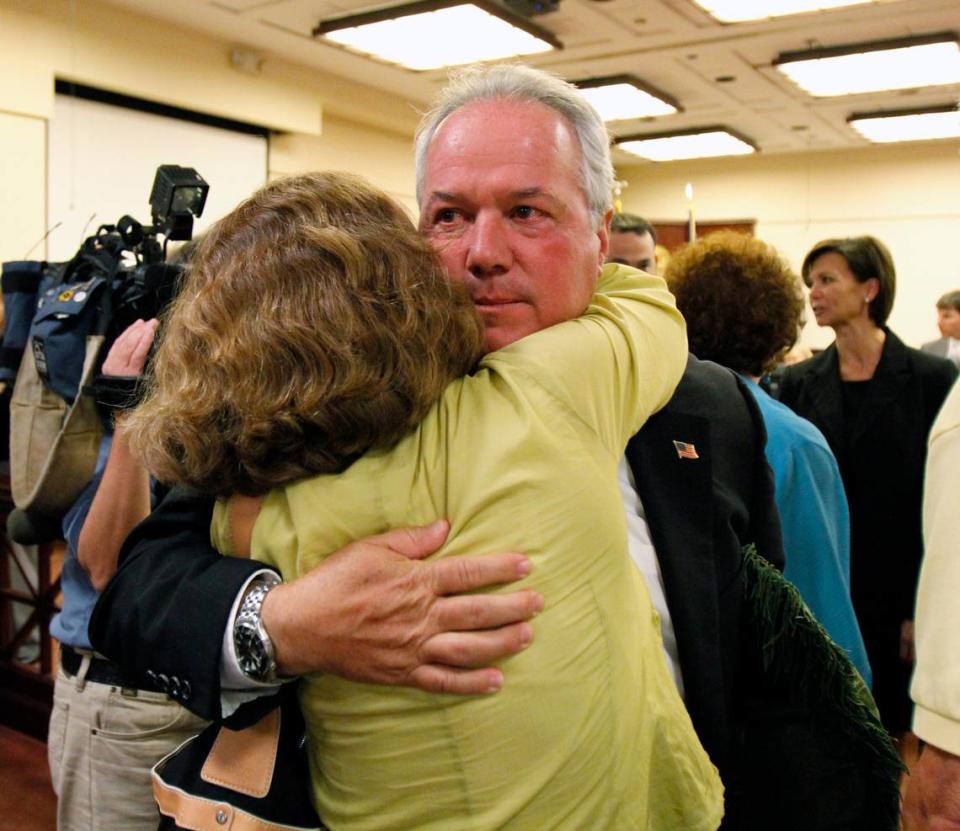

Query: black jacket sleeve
[{"left": 88, "top": 486, "right": 271, "bottom": 720}]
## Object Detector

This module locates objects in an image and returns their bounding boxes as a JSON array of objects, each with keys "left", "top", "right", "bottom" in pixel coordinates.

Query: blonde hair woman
[{"left": 126, "top": 171, "right": 721, "bottom": 830}]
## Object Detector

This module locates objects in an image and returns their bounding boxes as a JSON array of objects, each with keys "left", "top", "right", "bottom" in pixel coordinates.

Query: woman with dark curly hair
[
  {"left": 777, "top": 235, "right": 957, "bottom": 737},
  {"left": 665, "top": 231, "right": 870, "bottom": 682},
  {"left": 125, "top": 171, "right": 722, "bottom": 830}
]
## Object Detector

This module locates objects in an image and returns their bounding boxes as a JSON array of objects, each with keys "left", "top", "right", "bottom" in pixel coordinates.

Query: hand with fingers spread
[{"left": 263, "top": 519, "right": 543, "bottom": 695}]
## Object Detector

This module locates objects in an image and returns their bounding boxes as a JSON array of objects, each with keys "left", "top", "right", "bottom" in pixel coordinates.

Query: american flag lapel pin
[{"left": 672, "top": 440, "right": 699, "bottom": 460}]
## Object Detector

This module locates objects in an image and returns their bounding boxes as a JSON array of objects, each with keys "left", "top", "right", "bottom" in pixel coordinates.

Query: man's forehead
[
  {"left": 424, "top": 185, "right": 560, "bottom": 205},
  {"left": 421, "top": 99, "right": 587, "bottom": 208},
  {"left": 428, "top": 99, "right": 579, "bottom": 161}
]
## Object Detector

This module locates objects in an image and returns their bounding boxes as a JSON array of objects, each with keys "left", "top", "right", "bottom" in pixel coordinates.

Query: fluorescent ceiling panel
[
  {"left": 577, "top": 83, "right": 677, "bottom": 122},
  {"left": 695, "top": 0, "right": 874, "bottom": 22},
  {"left": 849, "top": 108, "right": 960, "bottom": 142},
  {"left": 618, "top": 130, "right": 755, "bottom": 161},
  {"left": 776, "top": 40, "right": 960, "bottom": 96},
  {"left": 321, "top": 4, "right": 556, "bottom": 71}
]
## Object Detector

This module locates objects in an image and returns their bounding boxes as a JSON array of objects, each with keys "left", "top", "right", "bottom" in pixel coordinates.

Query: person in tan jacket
[{"left": 904, "top": 379, "right": 960, "bottom": 829}]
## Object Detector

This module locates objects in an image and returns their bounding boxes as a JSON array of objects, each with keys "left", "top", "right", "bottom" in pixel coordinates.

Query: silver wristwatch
[{"left": 233, "top": 574, "right": 281, "bottom": 683}]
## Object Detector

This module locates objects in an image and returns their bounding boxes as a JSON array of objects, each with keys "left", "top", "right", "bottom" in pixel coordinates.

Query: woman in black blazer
[{"left": 778, "top": 235, "right": 957, "bottom": 737}]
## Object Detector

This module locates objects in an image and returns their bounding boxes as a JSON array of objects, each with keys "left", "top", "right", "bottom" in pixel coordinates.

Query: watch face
[{"left": 236, "top": 621, "right": 268, "bottom": 677}]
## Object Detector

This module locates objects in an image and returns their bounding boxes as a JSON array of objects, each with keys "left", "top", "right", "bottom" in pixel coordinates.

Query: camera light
[{"left": 150, "top": 165, "right": 209, "bottom": 241}]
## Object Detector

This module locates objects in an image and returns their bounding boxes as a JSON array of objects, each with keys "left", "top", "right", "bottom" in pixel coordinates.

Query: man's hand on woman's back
[{"left": 263, "top": 519, "right": 543, "bottom": 695}]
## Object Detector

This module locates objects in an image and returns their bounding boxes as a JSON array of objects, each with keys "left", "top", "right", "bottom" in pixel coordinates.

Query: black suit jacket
[
  {"left": 626, "top": 356, "right": 784, "bottom": 784},
  {"left": 90, "top": 357, "right": 785, "bottom": 776},
  {"left": 778, "top": 330, "right": 956, "bottom": 624},
  {"left": 90, "top": 486, "right": 259, "bottom": 717}
]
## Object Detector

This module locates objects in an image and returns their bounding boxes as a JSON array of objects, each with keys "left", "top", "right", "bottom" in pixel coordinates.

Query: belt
[{"left": 60, "top": 645, "right": 163, "bottom": 694}]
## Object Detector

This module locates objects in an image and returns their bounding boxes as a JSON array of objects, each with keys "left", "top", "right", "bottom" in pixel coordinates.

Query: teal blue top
[{"left": 745, "top": 379, "right": 872, "bottom": 686}]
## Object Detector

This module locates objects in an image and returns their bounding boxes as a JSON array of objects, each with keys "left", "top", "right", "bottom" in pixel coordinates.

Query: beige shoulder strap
[
  {"left": 200, "top": 706, "right": 281, "bottom": 798},
  {"left": 227, "top": 494, "right": 264, "bottom": 558}
]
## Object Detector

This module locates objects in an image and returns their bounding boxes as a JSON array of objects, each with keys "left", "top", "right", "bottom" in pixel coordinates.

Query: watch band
[{"left": 233, "top": 574, "right": 281, "bottom": 683}]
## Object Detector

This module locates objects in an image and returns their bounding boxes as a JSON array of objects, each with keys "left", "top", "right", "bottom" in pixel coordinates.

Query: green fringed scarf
[{"left": 733, "top": 544, "right": 905, "bottom": 831}]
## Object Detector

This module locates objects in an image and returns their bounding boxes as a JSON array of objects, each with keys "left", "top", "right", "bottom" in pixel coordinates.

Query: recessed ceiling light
[
  {"left": 313, "top": 0, "right": 560, "bottom": 71},
  {"left": 694, "top": 0, "right": 874, "bottom": 23},
  {"left": 575, "top": 76, "right": 679, "bottom": 122},
  {"left": 849, "top": 104, "right": 960, "bottom": 142},
  {"left": 616, "top": 128, "right": 757, "bottom": 161},
  {"left": 775, "top": 34, "right": 960, "bottom": 96}
]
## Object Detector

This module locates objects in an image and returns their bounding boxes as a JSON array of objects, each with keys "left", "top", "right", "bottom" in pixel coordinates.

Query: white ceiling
[{"left": 98, "top": 0, "right": 960, "bottom": 163}]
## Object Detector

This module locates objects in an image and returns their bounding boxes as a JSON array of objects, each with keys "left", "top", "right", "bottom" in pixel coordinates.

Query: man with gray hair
[{"left": 93, "top": 62, "right": 783, "bottom": 825}]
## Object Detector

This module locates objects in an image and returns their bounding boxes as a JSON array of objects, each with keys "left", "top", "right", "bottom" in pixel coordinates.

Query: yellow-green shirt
[{"left": 213, "top": 264, "right": 723, "bottom": 830}]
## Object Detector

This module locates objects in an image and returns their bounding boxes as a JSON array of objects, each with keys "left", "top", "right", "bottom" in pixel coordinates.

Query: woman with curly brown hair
[
  {"left": 665, "top": 231, "right": 871, "bottom": 683},
  {"left": 124, "top": 171, "right": 722, "bottom": 830},
  {"left": 777, "top": 235, "right": 957, "bottom": 738}
]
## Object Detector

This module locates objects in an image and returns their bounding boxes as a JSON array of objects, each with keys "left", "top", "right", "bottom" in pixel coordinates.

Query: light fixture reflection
[
  {"left": 617, "top": 129, "right": 756, "bottom": 161},
  {"left": 576, "top": 78, "right": 678, "bottom": 122},
  {"left": 316, "top": 2, "right": 559, "bottom": 71},
  {"left": 849, "top": 106, "right": 960, "bottom": 143},
  {"left": 775, "top": 37, "right": 960, "bottom": 96},
  {"left": 695, "top": 0, "right": 875, "bottom": 23}
]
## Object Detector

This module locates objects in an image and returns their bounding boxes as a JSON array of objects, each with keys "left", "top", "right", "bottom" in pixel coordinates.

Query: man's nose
[{"left": 466, "top": 213, "right": 511, "bottom": 278}]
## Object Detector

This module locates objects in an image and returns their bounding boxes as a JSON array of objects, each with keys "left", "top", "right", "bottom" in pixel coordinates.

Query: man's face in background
[
  {"left": 607, "top": 230, "right": 657, "bottom": 275},
  {"left": 937, "top": 306, "right": 960, "bottom": 339}
]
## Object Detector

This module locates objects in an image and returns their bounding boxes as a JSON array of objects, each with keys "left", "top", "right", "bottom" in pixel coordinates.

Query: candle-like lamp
[{"left": 685, "top": 182, "right": 696, "bottom": 242}]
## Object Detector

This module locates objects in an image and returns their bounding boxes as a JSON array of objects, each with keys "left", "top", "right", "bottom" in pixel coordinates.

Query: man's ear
[{"left": 597, "top": 208, "right": 613, "bottom": 268}]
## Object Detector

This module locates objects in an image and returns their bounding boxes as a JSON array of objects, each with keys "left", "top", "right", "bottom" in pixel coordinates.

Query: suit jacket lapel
[
  {"left": 852, "top": 330, "right": 912, "bottom": 443},
  {"left": 803, "top": 346, "right": 846, "bottom": 453},
  {"left": 625, "top": 411, "right": 720, "bottom": 710}
]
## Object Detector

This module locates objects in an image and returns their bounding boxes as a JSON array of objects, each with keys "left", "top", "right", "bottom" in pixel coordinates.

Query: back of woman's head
[
  {"left": 801, "top": 235, "right": 896, "bottom": 327},
  {"left": 665, "top": 231, "right": 804, "bottom": 377},
  {"left": 125, "top": 171, "right": 484, "bottom": 496}
]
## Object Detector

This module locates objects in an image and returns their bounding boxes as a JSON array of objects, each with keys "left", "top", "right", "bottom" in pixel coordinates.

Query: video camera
[
  {"left": 0, "top": 165, "right": 209, "bottom": 544},
  {"left": 30, "top": 165, "right": 208, "bottom": 411},
  {"left": 78, "top": 164, "right": 208, "bottom": 338}
]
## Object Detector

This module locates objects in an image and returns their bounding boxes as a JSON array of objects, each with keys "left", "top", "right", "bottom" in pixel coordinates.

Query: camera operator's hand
[
  {"left": 78, "top": 317, "right": 160, "bottom": 591},
  {"left": 102, "top": 318, "right": 159, "bottom": 378}
]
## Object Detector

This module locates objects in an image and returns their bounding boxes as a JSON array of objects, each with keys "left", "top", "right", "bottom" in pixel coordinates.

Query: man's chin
[
  {"left": 483, "top": 325, "right": 534, "bottom": 353},
  {"left": 478, "top": 307, "right": 535, "bottom": 353}
]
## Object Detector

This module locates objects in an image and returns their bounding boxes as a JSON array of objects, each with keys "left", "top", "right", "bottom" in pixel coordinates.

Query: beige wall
[
  {"left": 3, "top": 0, "right": 958, "bottom": 348},
  {"left": 271, "top": 119, "right": 417, "bottom": 218},
  {"left": 0, "top": 0, "right": 417, "bottom": 263},
  {"left": 0, "top": 111, "right": 46, "bottom": 264},
  {"left": 617, "top": 142, "right": 960, "bottom": 350}
]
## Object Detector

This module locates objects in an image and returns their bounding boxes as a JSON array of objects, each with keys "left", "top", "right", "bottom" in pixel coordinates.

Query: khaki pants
[{"left": 48, "top": 664, "right": 208, "bottom": 831}]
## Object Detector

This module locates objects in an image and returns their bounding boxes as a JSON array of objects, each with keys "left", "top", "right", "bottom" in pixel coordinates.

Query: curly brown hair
[
  {"left": 124, "top": 171, "right": 484, "bottom": 496},
  {"left": 665, "top": 231, "right": 804, "bottom": 377}
]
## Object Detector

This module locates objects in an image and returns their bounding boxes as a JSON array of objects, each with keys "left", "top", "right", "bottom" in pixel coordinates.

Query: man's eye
[
  {"left": 434, "top": 208, "right": 460, "bottom": 224},
  {"left": 512, "top": 205, "right": 539, "bottom": 220}
]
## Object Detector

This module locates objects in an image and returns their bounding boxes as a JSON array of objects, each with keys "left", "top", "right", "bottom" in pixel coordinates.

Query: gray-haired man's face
[{"left": 418, "top": 97, "right": 610, "bottom": 354}]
